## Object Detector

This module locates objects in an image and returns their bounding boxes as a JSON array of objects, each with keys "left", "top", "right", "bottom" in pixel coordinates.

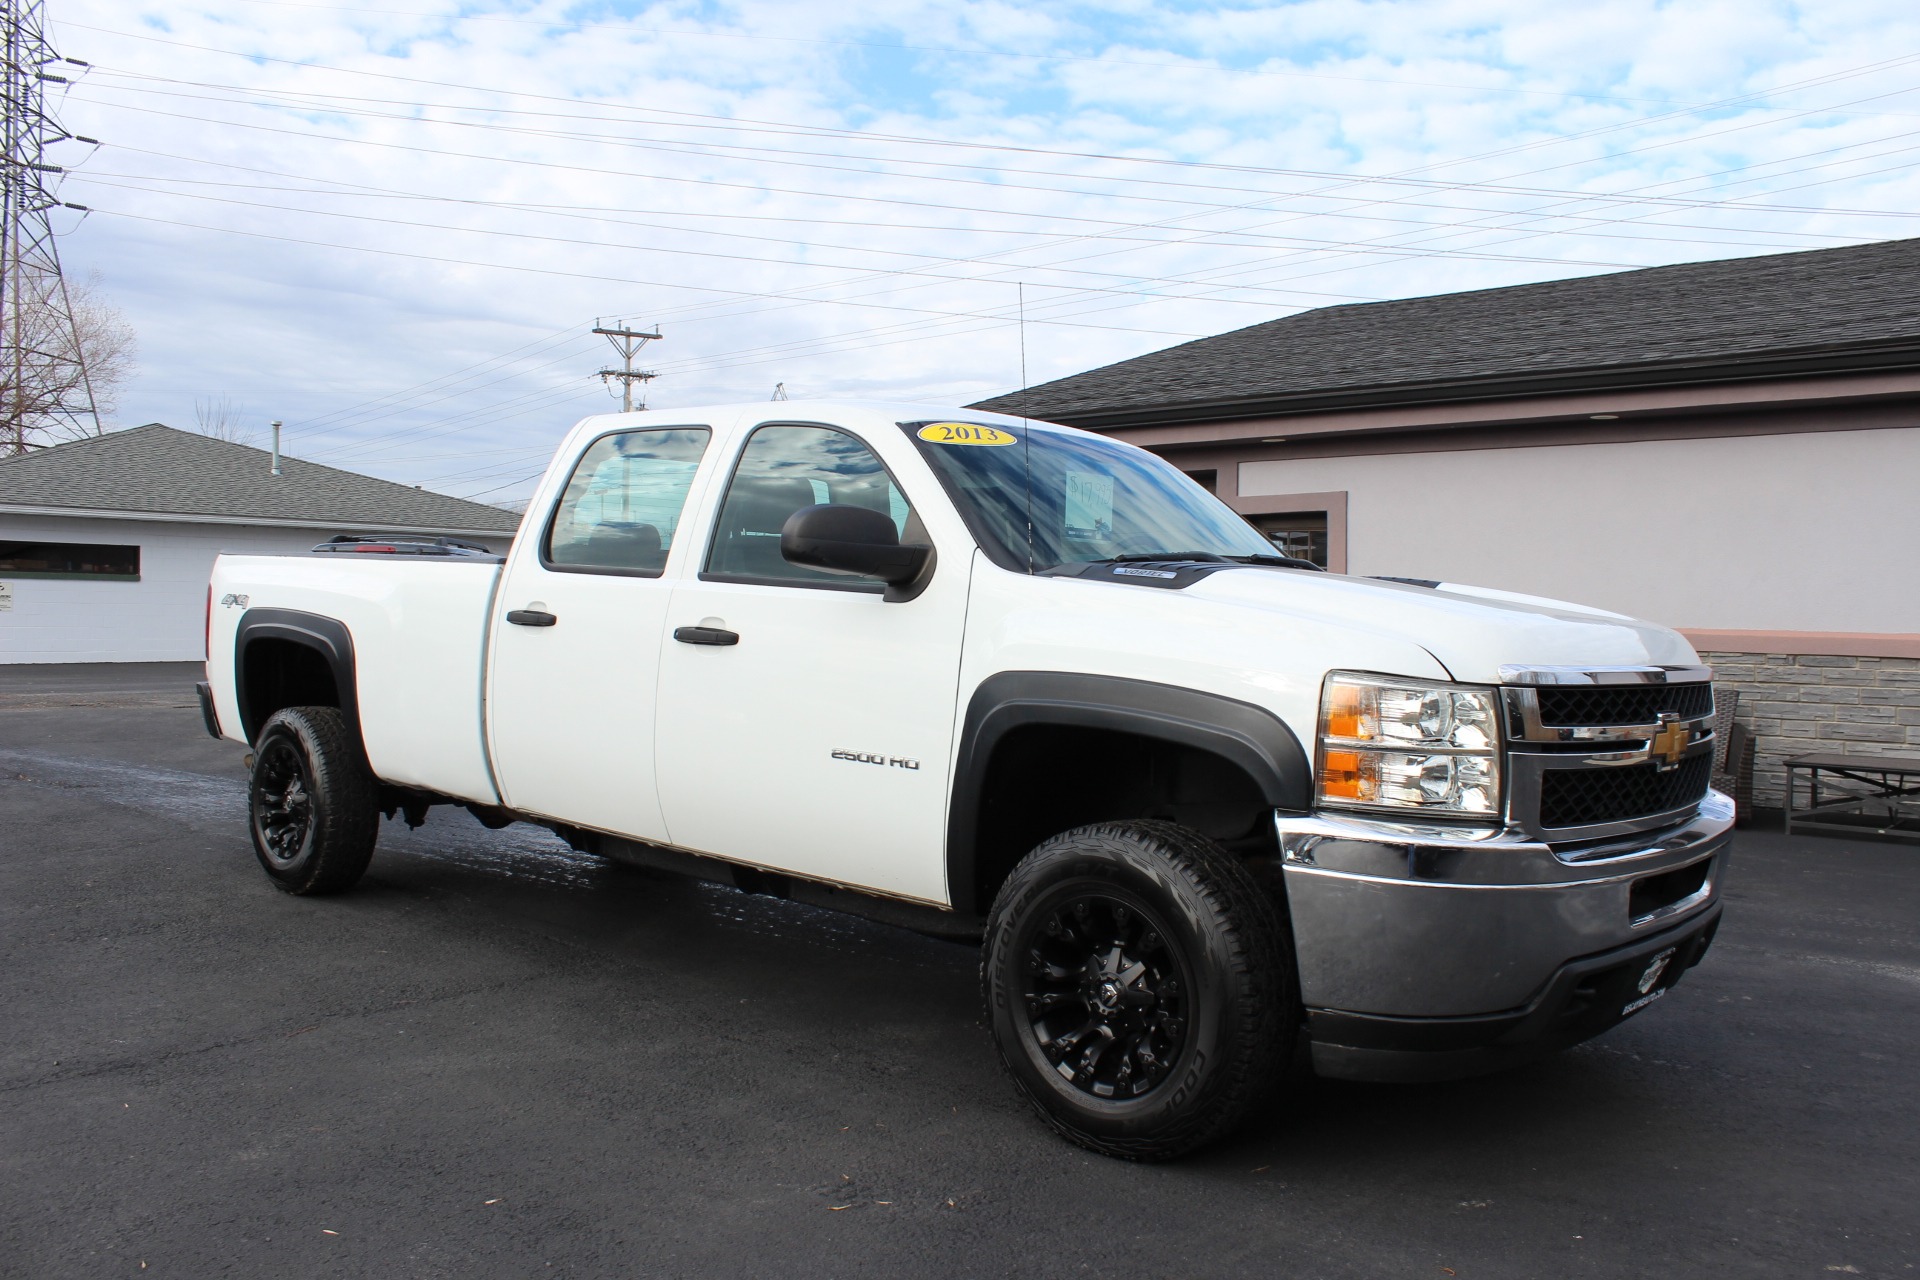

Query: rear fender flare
[{"left": 233, "top": 608, "right": 359, "bottom": 745}]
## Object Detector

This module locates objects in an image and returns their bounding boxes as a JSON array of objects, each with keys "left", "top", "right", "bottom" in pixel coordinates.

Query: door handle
[
  {"left": 674, "top": 625, "right": 739, "bottom": 646},
  {"left": 507, "top": 609, "right": 557, "bottom": 627}
]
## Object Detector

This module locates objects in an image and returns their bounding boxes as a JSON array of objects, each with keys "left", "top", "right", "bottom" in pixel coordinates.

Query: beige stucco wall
[{"left": 1238, "top": 425, "right": 1920, "bottom": 634}]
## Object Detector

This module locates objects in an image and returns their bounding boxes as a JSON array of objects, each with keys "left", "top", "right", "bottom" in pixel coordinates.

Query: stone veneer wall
[{"left": 1698, "top": 650, "right": 1920, "bottom": 810}]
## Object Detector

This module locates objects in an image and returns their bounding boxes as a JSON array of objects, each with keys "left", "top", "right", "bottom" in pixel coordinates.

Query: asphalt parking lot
[{"left": 2, "top": 665, "right": 1916, "bottom": 1278}]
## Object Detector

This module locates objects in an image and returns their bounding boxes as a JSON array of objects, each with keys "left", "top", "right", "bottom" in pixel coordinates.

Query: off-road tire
[
  {"left": 248, "top": 706, "right": 379, "bottom": 895},
  {"left": 982, "top": 820, "right": 1296, "bottom": 1161}
]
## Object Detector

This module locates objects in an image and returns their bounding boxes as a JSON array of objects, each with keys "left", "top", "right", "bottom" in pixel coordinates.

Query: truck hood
[{"left": 1187, "top": 567, "right": 1699, "bottom": 685}]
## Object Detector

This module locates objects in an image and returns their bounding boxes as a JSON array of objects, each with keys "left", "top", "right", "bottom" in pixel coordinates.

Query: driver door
[{"left": 652, "top": 420, "right": 969, "bottom": 904}]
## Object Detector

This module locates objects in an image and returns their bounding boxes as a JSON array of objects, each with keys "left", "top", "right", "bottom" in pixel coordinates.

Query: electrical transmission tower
[
  {"left": 594, "top": 320, "right": 661, "bottom": 413},
  {"left": 2, "top": 0, "right": 96, "bottom": 454}
]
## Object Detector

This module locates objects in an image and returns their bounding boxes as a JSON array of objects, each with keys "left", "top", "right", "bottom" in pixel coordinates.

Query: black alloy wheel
[
  {"left": 983, "top": 820, "right": 1297, "bottom": 1161},
  {"left": 247, "top": 706, "right": 379, "bottom": 895},
  {"left": 1021, "top": 891, "right": 1191, "bottom": 1100},
  {"left": 253, "top": 736, "right": 315, "bottom": 868}
]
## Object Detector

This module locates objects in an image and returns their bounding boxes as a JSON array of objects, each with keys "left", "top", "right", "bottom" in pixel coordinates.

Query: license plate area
[{"left": 1621, "top": 946, "right": 1679, "bottom": 1015}]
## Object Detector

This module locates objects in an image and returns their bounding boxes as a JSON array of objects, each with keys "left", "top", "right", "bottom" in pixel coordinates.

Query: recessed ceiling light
[
  {"left": 1261, "top": 436, "right": 1288, "bottom": 443},
  {"left": 1590, "top": 414, "right": 1620, "bottom": 421}
]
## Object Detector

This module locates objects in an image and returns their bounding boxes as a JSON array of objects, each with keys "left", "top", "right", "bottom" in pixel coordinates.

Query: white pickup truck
[{"left": 201, "top": 400, "right": 1732, "bottom": 1160}]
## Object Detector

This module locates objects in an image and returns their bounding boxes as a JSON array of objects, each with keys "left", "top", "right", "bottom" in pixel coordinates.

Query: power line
[
  {"left": 70, "top": 173, "right": 1664, "bottom": 292},
  {"left": 88, "top": 205, "right": 1221, "bottom": 339},
  {"left": 62, "top": 62, "right": 1920, "bottom": 346},
  {"left": 63, "top": 24, "right": 1920, "bottom": 170},
  {"left": 66, "top": 74, "right": 1920, "bottom": 223},
  {"left": 64, "top": 85, "right": 1920, "bottom": 351}
]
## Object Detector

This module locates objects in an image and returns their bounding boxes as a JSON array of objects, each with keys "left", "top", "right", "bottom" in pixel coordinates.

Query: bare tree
[
  {"left": 193, "top": 393, "right": 257, "bottom": 446},
  {"left": 1, "top": 271, "right": 138, "bottom": 451}
]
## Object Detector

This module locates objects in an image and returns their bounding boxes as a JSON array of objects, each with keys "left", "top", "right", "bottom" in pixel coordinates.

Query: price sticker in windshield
[{"left": 917, "top": 422, "right": 1018, "bottom": 447}]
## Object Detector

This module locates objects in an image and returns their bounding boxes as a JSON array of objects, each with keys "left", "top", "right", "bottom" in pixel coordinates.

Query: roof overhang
[
  {"left": 1073, "top": 366, "right": 1920, "bottom": 452},
  {"left": 997, "top": 337, "right": 1920, "bottom": 434},
  {"left": 0, "top": 503, "right": 520, "bottom": 540}
]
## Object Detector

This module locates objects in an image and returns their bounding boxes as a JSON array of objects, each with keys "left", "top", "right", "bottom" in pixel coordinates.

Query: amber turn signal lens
[
  {"left": 1323, "top": 683, "right": 1372, "bottom": 741},
  {"left": 1320, "top": 749, "right": 1367, "bottom": 799}
]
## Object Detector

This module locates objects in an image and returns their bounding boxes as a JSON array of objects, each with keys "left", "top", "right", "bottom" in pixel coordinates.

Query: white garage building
[{"left": 0, "top": 424, "right": 522, "bottom": 663}]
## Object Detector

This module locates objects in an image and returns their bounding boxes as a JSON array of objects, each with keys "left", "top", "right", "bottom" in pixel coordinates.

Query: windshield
[{"left": 905, "top": 419, "right": 1277, "bottom": 573}]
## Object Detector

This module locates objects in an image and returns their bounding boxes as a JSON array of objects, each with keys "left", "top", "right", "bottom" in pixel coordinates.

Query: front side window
[
  {"left": 704, "top": 424, "right": 919, "bottom": 589},
  {"left": 906, "top": 420, "right": 1275, "bottom": 573},
  {"left": 544, "top": 427, "right": 710, "bottom": 575}
]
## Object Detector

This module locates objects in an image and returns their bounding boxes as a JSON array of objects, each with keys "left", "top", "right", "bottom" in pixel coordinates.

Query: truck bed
[{"left": 206, "top": 553, "right": 506, "bottom": 805}]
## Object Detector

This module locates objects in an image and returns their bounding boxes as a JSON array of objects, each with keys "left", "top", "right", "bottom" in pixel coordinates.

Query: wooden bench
[{"left": 1784, "top": 753, "right": 1920, "bottom": 842}]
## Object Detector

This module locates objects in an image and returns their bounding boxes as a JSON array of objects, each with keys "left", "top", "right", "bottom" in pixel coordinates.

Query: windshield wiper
[
  {"left": 1085, "top": 551, "right": 1232, "bottom": 564},
  {"left": 1226, "top": 552, "right": 1325, "bottom": 571}
]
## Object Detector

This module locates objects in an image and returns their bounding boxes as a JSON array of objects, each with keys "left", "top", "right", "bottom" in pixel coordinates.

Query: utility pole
[
  {"left": 593, "top": 320, "right": 661, "bottom": 413},
  {"left": 1, "top": 0, "right": 97, "bottom": 454}
]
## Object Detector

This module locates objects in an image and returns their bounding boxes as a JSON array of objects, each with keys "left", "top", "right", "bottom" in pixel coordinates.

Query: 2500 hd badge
[{"left": 831, "top": 749, "right": 921, "bottom": 770}]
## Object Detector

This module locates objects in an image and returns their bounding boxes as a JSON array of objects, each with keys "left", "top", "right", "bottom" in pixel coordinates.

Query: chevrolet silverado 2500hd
[{"left": 200, "top": 401, "right": 1731, "bottom": 1160}]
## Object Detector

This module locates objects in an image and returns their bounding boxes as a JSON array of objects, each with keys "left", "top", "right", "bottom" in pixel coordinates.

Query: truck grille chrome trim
[
  {"left": 1496, "top": 663, "right": 1713, "bottom": 687},
  {"left": 1501, "top": 678, "right": 1717, "bottom": 841}
]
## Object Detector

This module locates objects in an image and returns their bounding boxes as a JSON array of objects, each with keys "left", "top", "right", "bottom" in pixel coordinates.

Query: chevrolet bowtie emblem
[{"left": 1649, "top": 716, "right": 1693, "bottom": 769}]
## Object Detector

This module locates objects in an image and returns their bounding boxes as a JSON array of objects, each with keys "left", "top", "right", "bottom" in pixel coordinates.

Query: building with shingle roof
[
  {"left": 1, "top": 424, "right": 520, "bottom": 663},
  {"left": 974, "top": 236, "right": 1920, "bottom": 428},
  {"left": 975, "top": 236, "right": 1920, "bottom": 812}
]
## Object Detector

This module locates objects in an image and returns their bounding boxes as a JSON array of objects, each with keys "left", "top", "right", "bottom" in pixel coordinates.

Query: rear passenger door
[
  {"left": 652, "top": 420, "right": 968, "bottom": 905},
  {"left": 487, "top": 425, "right": 712, "bottom": 842}
]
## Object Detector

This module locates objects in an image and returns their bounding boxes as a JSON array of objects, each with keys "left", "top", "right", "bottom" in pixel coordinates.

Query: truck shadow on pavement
[{"left": 363, "top": 804, "right": 1747, "bottom": 1180}]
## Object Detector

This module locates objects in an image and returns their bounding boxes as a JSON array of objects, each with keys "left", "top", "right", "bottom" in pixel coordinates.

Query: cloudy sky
[{"left": 43, "top": 0, "right": 1920, "bottom": 504}]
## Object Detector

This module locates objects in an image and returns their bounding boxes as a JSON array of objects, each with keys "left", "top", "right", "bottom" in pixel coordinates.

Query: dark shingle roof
[
  {"left": 0, "top": 424, "right": 522, "bottom": 534},
  {"left": 973, "top": 237, "right": 1920, "bottom": 426}
]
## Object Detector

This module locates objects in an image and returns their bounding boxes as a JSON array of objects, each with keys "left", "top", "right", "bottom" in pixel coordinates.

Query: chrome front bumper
[{"left": 1277, "top": 791, "right": 1733, "bottom": 1077}]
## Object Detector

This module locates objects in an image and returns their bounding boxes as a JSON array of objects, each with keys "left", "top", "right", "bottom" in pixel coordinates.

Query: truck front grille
[
  {"left": 1535, "top": 683, "right": 1713, "bottom": 727},
  {"left": 1538, "top": 754, "right": 1713, "bottom": 829},
  {"left": 1501, "top": 669, "right": 1719, "bottom": 840}
]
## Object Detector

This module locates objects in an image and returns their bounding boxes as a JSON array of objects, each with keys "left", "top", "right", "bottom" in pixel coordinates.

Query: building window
[
  {"left": 0, "top": 540, "right": 141, "bottom": 580},
  {"left": 1183, "top": 469, "right": 1218, "bottom": 495},
  {"left": 1248, "top": 512, "right": 1328, "bottom": 568}
]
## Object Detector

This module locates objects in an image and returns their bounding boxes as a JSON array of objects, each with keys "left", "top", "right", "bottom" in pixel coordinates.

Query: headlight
[{"left": 1316, "top": 672, "right": 1501, "bottom": 817}]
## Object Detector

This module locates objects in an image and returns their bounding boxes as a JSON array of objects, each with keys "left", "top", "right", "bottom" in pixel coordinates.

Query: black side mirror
[{"left": 780, "top": 504, "right": 935, "bottom": 602}]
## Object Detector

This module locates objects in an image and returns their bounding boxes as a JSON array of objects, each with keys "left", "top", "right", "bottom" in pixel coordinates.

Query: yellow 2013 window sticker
[{"left": 917, "top": 422, "right": 1018, "bottom": 447}]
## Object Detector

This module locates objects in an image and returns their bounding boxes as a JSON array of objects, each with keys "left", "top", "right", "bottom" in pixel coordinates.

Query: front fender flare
[{"left": 946, "top": 671, "right": 1312, "bottom": 913}]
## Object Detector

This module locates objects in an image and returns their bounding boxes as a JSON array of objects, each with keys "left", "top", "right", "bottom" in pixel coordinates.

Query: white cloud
[{"left": 34, "top": 0, "right": 1920, "bottom": 501}]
